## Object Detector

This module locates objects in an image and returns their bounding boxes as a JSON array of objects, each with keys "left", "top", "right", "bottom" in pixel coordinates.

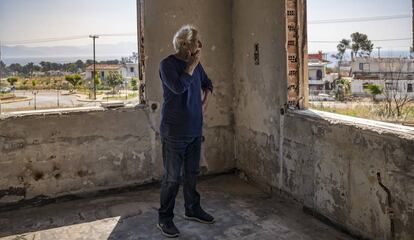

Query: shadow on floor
[{"left": 0, "top": 175, "right": 354, "bottom": 240}]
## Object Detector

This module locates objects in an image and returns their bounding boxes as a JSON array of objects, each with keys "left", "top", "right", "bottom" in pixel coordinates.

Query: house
[
  {"left": 85, "top": 64, "right": 123, "bottom": 82},
  {"left": 85, "top": 63, "right": 139, "bottom": 83},
  {"left": 123, "top": 63, "right": 139, "bottom": 78},
  {"left": 308, "top": 51, "right": 332, "bottom": 92},
  {"left": 351, "top": 58, "right": 414, "bottom": 97}
]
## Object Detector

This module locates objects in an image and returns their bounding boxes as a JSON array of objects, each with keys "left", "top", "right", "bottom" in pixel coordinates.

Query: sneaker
[
  {"left": 184, "top": 208, "right": 215, "bottom": 224},
  {"left": 157, "top": 221, "right": 180, "bottom": 238}
]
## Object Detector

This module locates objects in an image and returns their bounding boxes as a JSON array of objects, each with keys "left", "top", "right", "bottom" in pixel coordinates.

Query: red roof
[
  {"left": 86, "top": 64, "right": 122, "bottom": 71},
  {"left": 308, "top": 51, "right": 324, "bottom": 62}
]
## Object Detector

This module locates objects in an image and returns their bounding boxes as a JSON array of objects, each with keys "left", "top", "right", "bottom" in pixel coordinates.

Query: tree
[
  {"left": 132, "top": 52, "right": 138, "bottom": 63},
  {"left": 366, "top": 84, "right": 383, "bottom": 102},
  {"left": 7, "top": 77, "right": 18, "bottom": 86},
  {"left": 22, "top": 62, "right": 35, "bottom": 77},
  {"left": 22, "top": 79, "right": 29, "bottom": 89},
  {"left": 8, "top": 63, "right": 23, "bottom": 74},
  {"left": 65, "top": 63, "right": 78, "bottom": 73},
  {"left": 39, "top": 61, "right": 52, "bottom": 72},
  {"left": 0, "top": 60, "right": 7, "bottom": 77},
  {"left": 333, "top": 39, "right": 351, "bottom": 78},
  {"left": 131, "top": 77, "right": 138, "bottom": 90},
  {"left": 350, "top": 32, "right": 374, "bottom": 59},
  {"left": 106, "top": 71, "right": 123, "bottom": 93},
  {"left": 75, "top": 60, "right": 84, "bottom": 71},
  {"left": 65, "top": 74, "right": 82, "bottom": 92},
  {"left": 380, "top": 59, "right": 412, "bottom": 118}
]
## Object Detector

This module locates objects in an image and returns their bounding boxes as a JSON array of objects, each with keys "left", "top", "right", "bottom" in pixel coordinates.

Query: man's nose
[{"left": 198, "top": 40, "right": 203, "bottom": 49}]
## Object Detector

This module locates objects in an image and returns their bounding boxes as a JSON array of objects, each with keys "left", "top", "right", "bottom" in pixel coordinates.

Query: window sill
[
  {"left": 288, "top": 109, "right": 414, "bottom": 140},
  {"left": 0, "top": 104, "right": 147, "bottom": 120}
]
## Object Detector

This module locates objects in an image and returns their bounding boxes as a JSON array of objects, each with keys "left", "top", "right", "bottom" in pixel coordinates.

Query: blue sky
[
  {"left": 0, "top": 0, "right": 137, "bottom": 47},
  {"left": 0, "top": 0, "right": 412, "bottom": 53},
  {"left": 308, "top": 0, "right": 412, "bottom": 53}
]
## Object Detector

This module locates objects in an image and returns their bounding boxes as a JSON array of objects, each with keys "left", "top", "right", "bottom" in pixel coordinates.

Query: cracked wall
[
  {"left": 0, "top": 0, "right": 236, "bottom": 209},
  {"left": 0, "top": 108, "right": 155, "bottom": 206},
  {"left": 232, "top": 1, "right": 414, "bottom": 239},
  {"left": 0, "top": 1, "right": 413, "bottom": 239},
  {"left": 143, "top": 0, "right": 236, "bottom": 174}
]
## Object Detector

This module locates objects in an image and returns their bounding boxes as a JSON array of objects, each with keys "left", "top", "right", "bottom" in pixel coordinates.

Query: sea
[
  {"left": 2, "top": 55, "right": 125, "bottom": 65},
  {"left": 1, "top": 51, "right": 412, "bottom": 66}
]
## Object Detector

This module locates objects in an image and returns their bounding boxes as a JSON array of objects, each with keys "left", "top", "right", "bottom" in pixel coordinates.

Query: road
[{"left": 1, "top": 90, "right": 99, "bottom": 112}]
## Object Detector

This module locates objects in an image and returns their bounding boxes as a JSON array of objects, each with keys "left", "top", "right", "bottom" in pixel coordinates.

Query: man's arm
[
  {"left": 202, "top": 89, "right": 211, "bottom": 113},
  {"left": 160, "top": 60, "right": 193, "bottom": 94},
  {"left": 160, "top": 51, "right": 201, "bottom": 94},
  {"left": 200, "top": 64, "right": 213, "bottom": 113}
]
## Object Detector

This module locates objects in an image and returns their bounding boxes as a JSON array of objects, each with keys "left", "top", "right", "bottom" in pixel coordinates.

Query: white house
[
  {"left": 85, "top": 64, "right": 123, "bottom": 81},
  {"left": 85, "top": 63, "right": 138, "bottom": 82},
  {"left": 351, "top": 58, "right": 414, "bottom": 98},
  {"left": 308, "top": 62, "right": 328, "bottom": 91},
  {"left": 307, "top": 51, "right": 332, "bottom": 92},
  {"left": 123, "top": 63, "right": 139, "bottom": 78}
]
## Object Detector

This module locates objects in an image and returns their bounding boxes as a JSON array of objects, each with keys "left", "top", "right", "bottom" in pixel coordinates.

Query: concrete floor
[{"left": 0, "top": 175, "right": 354, "bottom": 240}]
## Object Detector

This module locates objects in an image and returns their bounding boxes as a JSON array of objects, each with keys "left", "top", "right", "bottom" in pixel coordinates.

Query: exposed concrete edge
[
  {"left": 288, "top": 109, "right": 414, "bottom": 140},
  {"left": 0, "top": 104, "right": 148, "bottom": 120},
  {"left": 0, "top": 168, "right": 236, "bottom": 213}
]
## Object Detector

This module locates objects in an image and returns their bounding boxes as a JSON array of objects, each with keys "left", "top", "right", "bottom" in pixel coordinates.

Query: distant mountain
[
  {"left": 2, "top": 42, "right": 138, "bottom": 58},
  {"left": 321, "top": 51, "right": 412, "bottom": 67}
]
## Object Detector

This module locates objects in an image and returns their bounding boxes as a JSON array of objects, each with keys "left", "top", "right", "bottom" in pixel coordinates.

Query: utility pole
[
  {"left": 412, "top": 0, "right": 414, "bottom": 57},
  {"left": 89, "top": 35, "right": 99, "bottom": 100},
  {"left": 377, "top": 47, "right": 382, "bottom": 58}
]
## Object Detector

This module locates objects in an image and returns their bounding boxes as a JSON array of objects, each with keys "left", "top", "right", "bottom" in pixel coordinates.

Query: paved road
[{"left": 1, "top": 90, "right": 98, "bottom": 111}]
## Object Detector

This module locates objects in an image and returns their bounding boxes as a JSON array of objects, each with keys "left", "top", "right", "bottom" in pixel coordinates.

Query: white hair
[{"left": 173, "top": 25, "right": 198, "bottom": 52}]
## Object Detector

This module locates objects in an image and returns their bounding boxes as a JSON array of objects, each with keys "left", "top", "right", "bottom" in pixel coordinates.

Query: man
[{"left": 157, "top": 25, "right": 214, "bottom": 238}]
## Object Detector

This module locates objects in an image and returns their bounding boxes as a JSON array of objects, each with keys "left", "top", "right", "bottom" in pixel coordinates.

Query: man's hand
[
  {"left": 185, "top": 50, "right": 201, "bottom": 75},
  {"left": 202, "top": 89, "right": 211, "bottom": 114}
]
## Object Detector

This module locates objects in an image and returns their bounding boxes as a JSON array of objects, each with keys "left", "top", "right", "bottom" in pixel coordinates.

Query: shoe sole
[
  {"left": 183, "top": 215, "right": 215, "bottom": 224},
  {"left": 156, "top": 224, "right": 179, "bottom": 238}
]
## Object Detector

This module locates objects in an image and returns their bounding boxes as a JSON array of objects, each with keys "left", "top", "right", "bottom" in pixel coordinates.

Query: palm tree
[{"left": 335, "top": 39, "right": 351, "bottom": 79}]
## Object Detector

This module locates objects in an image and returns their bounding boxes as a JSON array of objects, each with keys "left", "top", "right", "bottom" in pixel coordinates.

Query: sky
[
  {"left": 0, "top": 0, "right": 137, "bottom": 47},
  {"left": 308, "top": 0, "right": 412, "bottom": 54},
  {"left": 0, "top": 0, "right": 412, "bottom": 55}
]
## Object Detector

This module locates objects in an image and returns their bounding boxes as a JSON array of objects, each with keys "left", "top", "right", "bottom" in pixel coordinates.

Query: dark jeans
[{"left": 158, "top": 136, "right": 202, "bottom": 223}]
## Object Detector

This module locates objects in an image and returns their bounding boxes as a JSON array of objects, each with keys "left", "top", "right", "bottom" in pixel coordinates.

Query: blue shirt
[{"left": 159, "top": 54, "right": 213, "bottom": 137}]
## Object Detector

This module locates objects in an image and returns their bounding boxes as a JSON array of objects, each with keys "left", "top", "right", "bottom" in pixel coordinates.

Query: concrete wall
[
  {"left": 280, "top": 111, "right": 414, "bottom": 239},
  {"left": 232, "top": 1, "right": 414, "bottom": 239},
  {"left": 143, "top": 0, "right": 235, "bottom": 173},
  {"left": 233, "top": 0, "right": 287, "bottom": 190},
  {"left": 1, "top": 1, "right": 414, "bottom": 239},
  {"left": 0, "top": 104, "right": 235, "bottom": 208},
  {"left": 0, "top": 108, "right": 156, "bottom": 206},
  {"left": 0, "top": 0, "right": 237, "bottom": 208}
]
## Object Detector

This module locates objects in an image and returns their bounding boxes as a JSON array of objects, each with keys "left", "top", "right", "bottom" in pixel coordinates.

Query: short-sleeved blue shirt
[{"left": 159, "top": 54, "right": 213, "bottom": 137}]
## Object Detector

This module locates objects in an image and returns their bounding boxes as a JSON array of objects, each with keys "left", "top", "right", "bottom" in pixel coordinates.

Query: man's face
[{"left": 188, "top": 34, "right": 203, "bottom": 55}]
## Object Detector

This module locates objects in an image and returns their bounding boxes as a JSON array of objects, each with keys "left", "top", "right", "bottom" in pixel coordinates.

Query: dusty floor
[{"left": 0, "top": 175, "right": 354, "bottom": 240}]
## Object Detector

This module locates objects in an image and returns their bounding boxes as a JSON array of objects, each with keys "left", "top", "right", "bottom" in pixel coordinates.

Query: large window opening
[
  {"left": 306, "top": 0, "right": 414, "bottom": 126},
  {"left": 0, "top": 0, "right": 140, "bottom": 114}
]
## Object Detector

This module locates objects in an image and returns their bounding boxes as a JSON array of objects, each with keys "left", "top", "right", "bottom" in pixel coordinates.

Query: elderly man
[{"left": 157, "top": 25, "right": 214, "bottom": 238}]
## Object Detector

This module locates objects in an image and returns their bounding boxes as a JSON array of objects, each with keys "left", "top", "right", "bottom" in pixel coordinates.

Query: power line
[
  {"left": 3, "top": 33, "right": 137, "bottom": 45},
  {"left": 308, "top": 14, "right": 411, "bottom": 24},
  {"left": 309, "top": 38, "right": 412, "bottom": 43}
]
